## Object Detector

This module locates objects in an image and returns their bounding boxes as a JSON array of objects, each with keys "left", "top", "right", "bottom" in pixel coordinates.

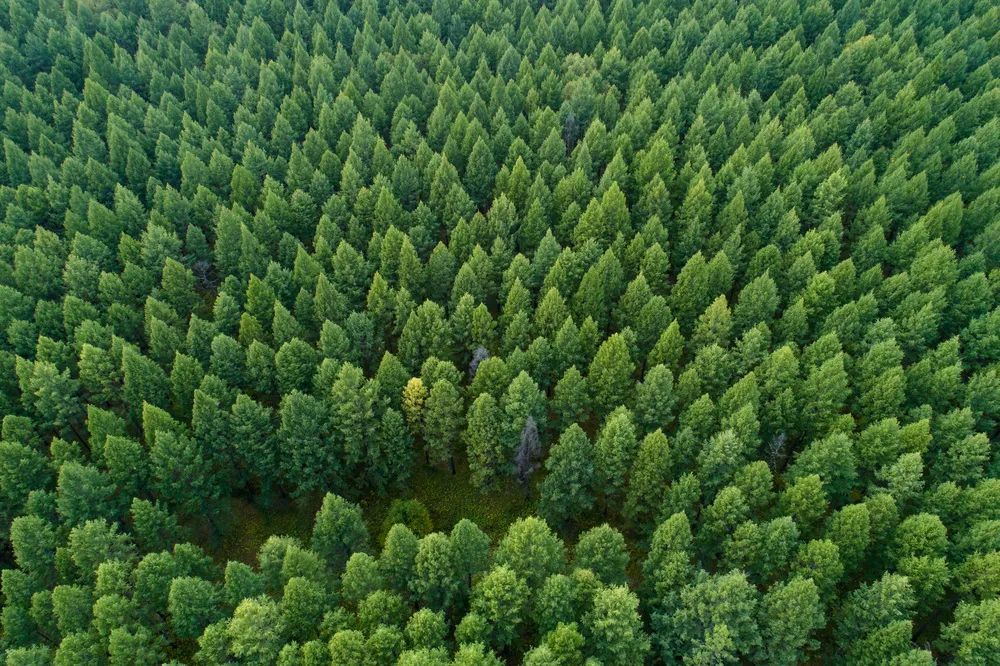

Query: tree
[
  {"left": 624, "top": 430, "right": 672, "bottom": 531},
  {"left": 374, "top": 407, "right": 414, "bottom": 493},
  {"left": 329, "top": 363, "right": 379, "bottom": 475},
  {"left": 357, "top": 590, "right": 408, "bottom": 634},
  {"left": 245, "top": 341, "right": 276, "bottom": 394},
  {"left": 452, "top": 642, "right": 503, "bottom": 666},
  {"left": 939, "top": 599, "right": 1000, "bottom": 664},
  {"left": 282, "top": 576, "right": 328, "bottom": 641},
  {"left": 465, "top": 138, "right": 497, "bottom": 208},
  {"left": 471, "top": 565, "right": 530, "bottom": 649},
  {"left": 328, "top": 629, "right": 367, "bottom": 663},
  {"left": 698, "top": 485, "right": 751, "bottom": 561},
  {"left": 466, "top": 393, "right": 505, "bottom": 489},
  {"left": 406, "top": 608, "right": 448, "bottom": 650},
  {"left": 230, "top": 394, "right": 279, "bottom": 499},
  {"left": 122, "top": 348, "right": 169, "bottom": 423},
  {"left": 223, "top": 561, "right": 264, "bottom": 608},
  {"left": 209, "top": 333, "right": 244, "bottom": 386},
  {"left": 587, "top": 334, "right": 635, "bottom": 418},
  {"left": 149, "top": 430, "right": 217, "bottom": 519},
  {"left": 274, "top": 338, "right": 317, "bottom": 394},
  {"left": 160, "top": 258, "right": 199, "bottom": 317},
  {"left": 643, "top": 511, "right": 695, "bottom": 607},
  {"left": 340, "top": 553, "right": 384, "bottom": 605},
  {"left": 584, "top": 586, "right": 650, "bottom": 666},
  {"left": 538, "top": 424, "right": 596, "bottom": 528},
  {"left": 68, "top": 520, "right": 138, "bottom": 588},
  {"left": 310, "top": 493, "right": 369, "bottom": 572},
  {"left": 574, "top": 524, "right": 628, "bottom": 585},
  {"left": 410, "top": 532, "right": 461, "bottom": 612},
  {"left": 450, "top": 519, "right": 491, "bottom": 589},
  {"left": 757, "top": 576, "right": 825, "bottom": 666},
  {"left": 51, "top": 583, "right": 94, "bottom": 636},
  {"left": 494, "top": 517, "right": 566, "bottom": 589},
  {"left": 634, "top": 365, "right": 675, "bottom": 433},
  {"left": 733, "top": 273, "right": 779, "bottom": 333},
  {"left": 9, "top": 515, "right": 57, "bottom": 585},
  {"left": 380, "top": 524, "right": 419, "bottom": 594},
  {"left": 402, "top": 376, "right": 429, "bottom": 439},
  {"left": 28, "top": 361, "right": 83, "bottom": 439},
  {"left": 786, "top": 433, "right": 858, "bottom": 505},
  {"left": 278, "top": 391, "right": 335, "bottom": 496},
  {"left": 800, "top": 353, "right": 850, "bottom": 440},
  {"left": 108, "top": 626, "right": 166, "bottom": 666},
  {"left": 54, "top": 632, "right": 103, "bottom": 664},
  {"left": 168, "top": 577, "right": 221, "bottom": 639},
  {"left": 131, "top": 498, "right": 184, "bottom": 554},
  {"left": 648, "top": 320, "right": 686, "bottom": 373},
  {"left": 673, "top": 570, "right": 761, "bottom": 663},
  {"left": 227, "top": 596, "right": 287, "bottom": 663},
  {"left": 697, "top": 430, "right": 750, "bottom": 496},
  {"left": 56, "top": 462, "right": 118, "bottom": 526},
  {"left": 501, "top": 371, "right": 547, "bottom": 463},
  {"left": 0, "top": 441, "right": 52, "bottom": 531},
  {"left": 835, "top": 573, "right": 915, "bottom": 649},
  {"left": 550, "top": 365, "right": 590, "bottom": 433},
  {"left": 514, "top": 416, "right": 541, "bottom": 494},
  {"left": 398, "top": 301, "right": 450, "bottom": 370},
  {"left": 594, "top": 408, "right": 639, "bottom": 512},
  {"left": 779, "top": 474, "right": 828, "bottom": 533},
  {"left": 422, "top": 378, "right": 464, "bottom": 472}
]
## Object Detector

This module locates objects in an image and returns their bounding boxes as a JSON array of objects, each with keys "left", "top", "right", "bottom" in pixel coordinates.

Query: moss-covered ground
[{"left": 206, "top": 460, "right": 535, "bottom": 565}]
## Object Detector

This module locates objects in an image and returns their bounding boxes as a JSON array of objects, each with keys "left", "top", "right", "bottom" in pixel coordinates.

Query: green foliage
[
  {"left": 381, "top": 499, "right": 433, "bottom": 539},
  {"left": 538, "top": 424, "right": 596, "bottom": 529},
  {"left": 0, "top": 0, "right": 994, "bottom": 661},
  {"left": 494, "top": 517, "right": 566, "bottom": 590},
  {"left": 311, "top": 493, "right": 369, "bottom": 573}
]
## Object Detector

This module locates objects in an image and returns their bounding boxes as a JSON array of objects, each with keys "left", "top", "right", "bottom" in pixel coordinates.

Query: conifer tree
[
  {"left": 422, "top": 379, "right": 464, "bottom": 473},
  {"left": 588, "top": 333, "right": 635, "bottom": 418}
]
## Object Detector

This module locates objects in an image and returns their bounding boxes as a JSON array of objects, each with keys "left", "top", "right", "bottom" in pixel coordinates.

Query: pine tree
[
  {"left": 277, "top": 391, "right": 335, "bottom": 496},
  {"left": 464, "top": 138, "right": 497, "bottom": 208},
  {"left": 422, "top": 379, "right": 464, "bottom": 472},
  {"left": 466, "top": 393, "right": 505, "bottom": 490},
  {"left": 149, "top": 431, "right": 217, "bottom": 520},
  {"left": 594, "top": 408, "right": 639, "bottom": 513},
  {"left": 121, "top": 349, "right": 170, "bottom": 424},
  {"left": 550, "top": 365, "right": 590, "bottom": 434},
  {"left": 635, "top": 365, "right": 675, "bottom": 433},
  {"left": 410, "top": 533, "right": 462, "bottom": 612},
  {"left": 588, "top": 333, "right": 635, "bottom": 418},
  {"left": 624, "top": 430, "right": 672, "bottom": 531},
  {"left": 230, "top": 394, "right": 278, "bottom": 500},
  {"left": 584, "top": 586, "right": 651, "bottom": 665},
  {"left": 470, "top": 565, "right": 530, "bottom": 649},
  {"left": 538, "top": 424, "right": 596, "bottom": 528}
]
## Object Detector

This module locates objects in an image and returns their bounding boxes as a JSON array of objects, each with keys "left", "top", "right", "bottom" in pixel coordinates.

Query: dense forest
[{"left": 0, "top": 0, "right": 998, "bottom": 663}]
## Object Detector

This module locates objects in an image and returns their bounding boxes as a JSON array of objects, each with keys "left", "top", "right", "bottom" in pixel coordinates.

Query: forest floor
[{"left": 206, "top": 461, "right": 535, "bottom": 564}]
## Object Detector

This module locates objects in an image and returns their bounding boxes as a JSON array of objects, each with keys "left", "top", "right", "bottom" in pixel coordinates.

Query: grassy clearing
[
  {"left": 361, "top": 460, "right": 536, "bottom": 545},
  {"left": 207, "top": 494, "right": 323, "bottom": 565},
  {"left": 205, "top": 461, "right": 533, "bottom": 564}
]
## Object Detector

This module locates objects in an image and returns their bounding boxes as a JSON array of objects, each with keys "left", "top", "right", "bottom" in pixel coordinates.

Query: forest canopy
[{"left": 0, "top": 0, "right": 998, "bottom": 663}]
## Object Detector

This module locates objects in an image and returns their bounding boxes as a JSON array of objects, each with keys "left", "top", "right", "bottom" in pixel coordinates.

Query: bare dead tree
[
  {"left": 514, "top": 416, "right": 541, "bottom": 496},
  {"left": 768, "top": 432, "right": 787, "bottom": 471},
  {"left": 468, "top": 346, "right": 489, "bottom": 380}
]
